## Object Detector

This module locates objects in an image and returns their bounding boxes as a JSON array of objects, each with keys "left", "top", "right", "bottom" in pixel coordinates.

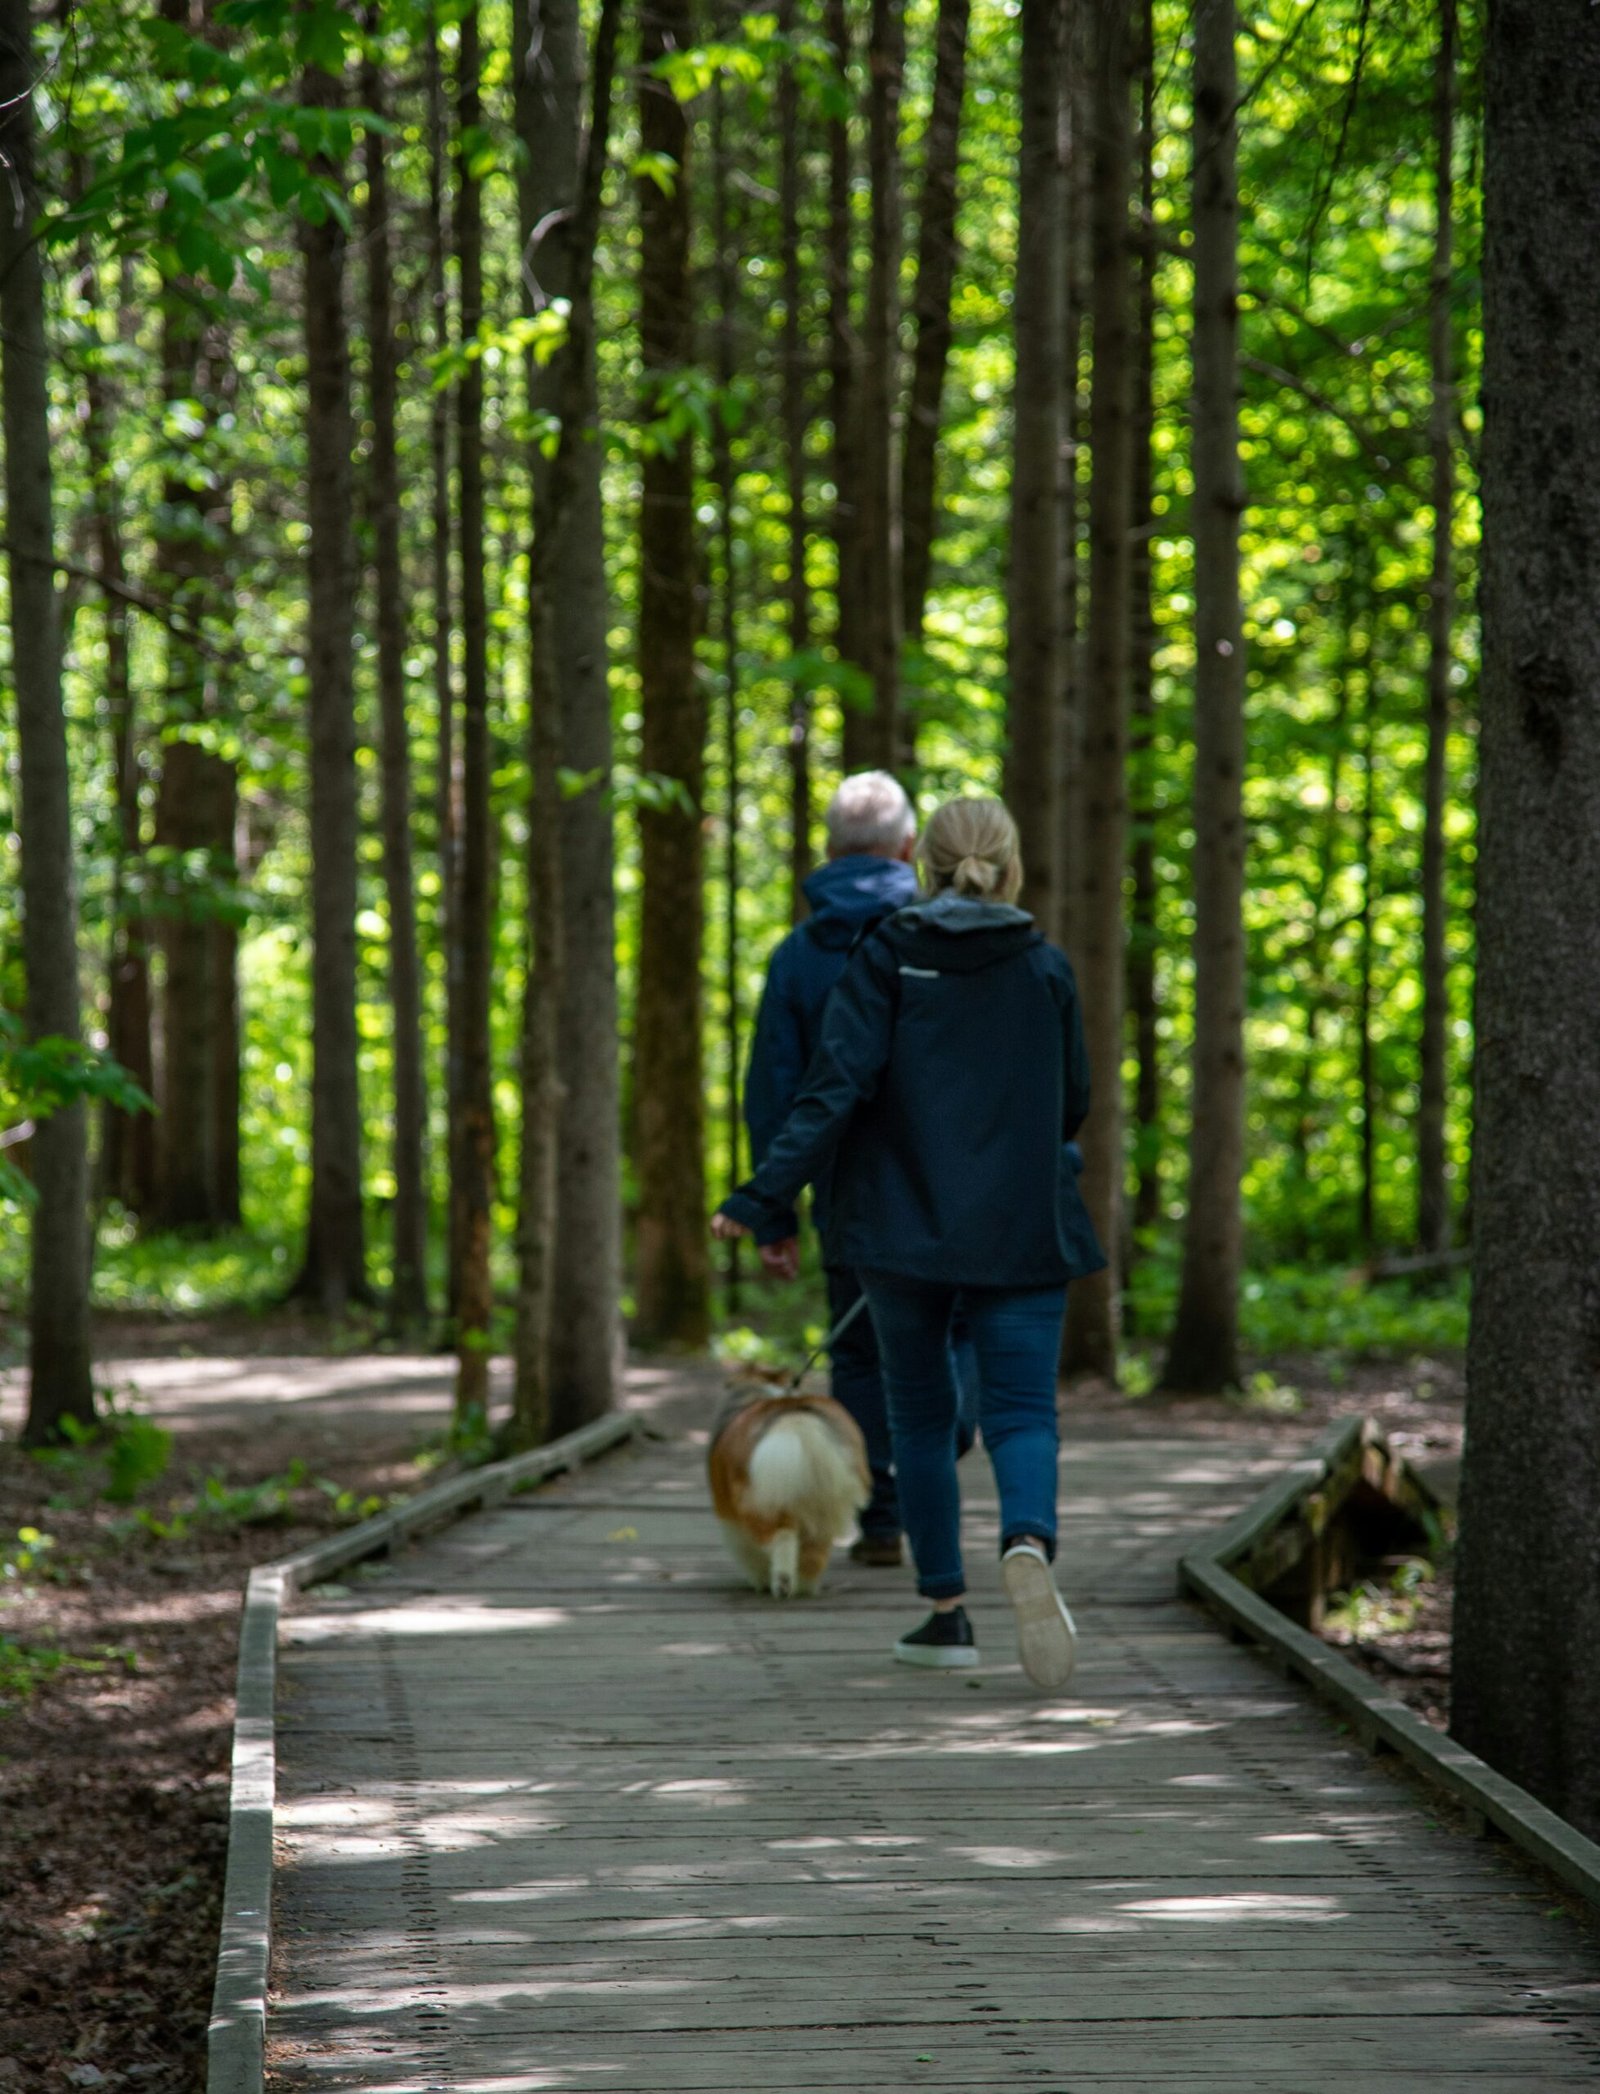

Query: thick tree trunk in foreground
[
  {"left": 3, "top": 0, "right": 95, "bottom": 1442},
  {"left": 633, "top": 0, "right": 710, "bottom": 1350},
  {"left": 1162, "top": 0, "right": 1246, "bottom": 1393},
  {"left": 779, "top": 0, "right": 813, "bottom": 921},
  {"left": 858, "top": 0, "right": 905, "bottom": 771},
  {"left": 1452, "top": 0, "right": 1600, "bottom": 1840},
  {"left": 512, "top": 0, "right": 624, "bottom": 1440},
  {"left": 292, "top": 60, "right": 370, "bottom": 1313},
  {"left": 1127, "top": 0, "right": 1159, "bottom": 1251},
  {"left": 900, "top": 0, "right": 970, "bottom": 657},
  {"left": 364, "top": 33, "right": 430, "bottom": 1327},
  {"left": 1057, "top": 21, "right": 1089, "bottom": 961},
  {"left": 1005, "top": 0, "right": 1064, "bottom": 939},
  {"left": 453, "top": 0, "right": 498, "bottom": 1412},
  {"left": 1061, "top": 0, "right": 1134, "bottom": 1382},
  {"left": 1417, "top": 0, "right": 1456, "bottom": 1257}
]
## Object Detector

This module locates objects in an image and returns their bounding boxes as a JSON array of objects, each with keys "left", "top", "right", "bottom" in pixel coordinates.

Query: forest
[{"left": 2, "top": 0, "right": 1598, "bottom": 1957}]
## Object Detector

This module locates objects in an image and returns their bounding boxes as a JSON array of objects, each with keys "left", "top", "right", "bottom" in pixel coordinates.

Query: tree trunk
[
  {"left": 712, "top": 60, "right": 744, "bottom": 1308},
  {"left": 1004, "top": 0, "right": 1064, "bottom": 939},
  {"left": 511, "top": 0, "right": 624, "bottom": 1440},
  {"left": 1057, "top": 18, "right": 1090, "bottom": 961},
  {"left": 2, "top": 0, "right": 95, "bottom": 1443},
  {"left": 857, "top": 0, "right": 905, "bottom": 771},
  {"left": 453, "top": 0, "right": 498, "bottom": 1413},
  {"left": 779, "top": 0, "right": 813, "bottom": 922},
  {"left": 899, "top": 0, "right": 970, "bottom": 658},
  {"left": 1356, "top": 645, "right": 1377, "bottom": 1257},
  {"left": 363, "top": 26, "right": 430, "bottom": 1327},
  {"left": 1451, "top": 1, "right": 1600, "bottom": 1840},
  {"left": 291, "top": 54, "right": 370, "bottom": 1312},
  {"left": 1061, "top": 0, "right": 1134, "bottom": 1383},
  {"left": 1127, "top": 0, "right": 1160, "bottom": 1251},
  {"left": 633, "top": 0, "right": 710, "bottom": 1350},
  {"left": 1417, "top": 0, "right": 1456, "bottom": 1257},
  {"left": 78, "top": 241, "right": 155, "bottom": 1217},
  {"left": 1161, "top": 0, "right": 1246, "bottom": 1393},
  {"left": 826, "top": 0, "right": 868, "bottom": 774}
]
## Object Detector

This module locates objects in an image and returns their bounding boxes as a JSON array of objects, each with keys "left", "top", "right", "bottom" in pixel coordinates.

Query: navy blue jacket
[
  {"left": 743, "top": 853, "right": 921, "bottom": 1236},
  {"left": 722, "top": 893, "right": 1107, "bottom": 1290}
]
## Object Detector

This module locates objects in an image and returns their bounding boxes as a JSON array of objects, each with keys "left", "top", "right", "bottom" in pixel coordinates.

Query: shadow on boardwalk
[{"left": 269, "top": 1368, "right": 1600, "bottom": 2092}]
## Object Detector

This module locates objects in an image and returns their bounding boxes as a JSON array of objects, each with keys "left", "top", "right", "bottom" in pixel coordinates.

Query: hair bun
[{"left": 955, "top": 853, "right": 999, "bottom": 895}]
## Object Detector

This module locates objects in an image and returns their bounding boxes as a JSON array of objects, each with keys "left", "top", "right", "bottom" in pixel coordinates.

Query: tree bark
[
  {"left": 1127, "top": 0, "right": 1160, "bottom": 1250},
  {"left": 1004, "top": 0, "right": 1064, "bottom": 939},
  {"left": 1417, "top": 0, "right": 1456, "bottom": 1257},
  {"left": 779, "top": 0, "right": 813, "bottom": 922},
  {"left": 857, "top": 0, "right": 906, "bottom": 771},
  {"left": 899, "top": 0, "right": 970, "bottom": 658},
  {"left": 712, "top": 58, "right": 744, "bottom": 1307},
  {"left": 363, "top": 25, "right": 430, "bottom": 1327},
  {"left": 1061, "top": 0, "right": 1135, "bottom": 1383},
  {"left": 1057, "top": 16, "right": 1090, "bottom": 961},
  {"left": 291, "top": 54, "right": 370, "bottom": 1312},
  {"left": 633, "top": 0, "right": 710, "bottom": 1350},
  {"left": 826, "top": 0, "right": 868, "bottom": 773},
  {"left": 511, "top": 0, "right": 624, "bottom": 1439},
  {"left": 2, "top": 0, "right": 95, "bottom": 1442},
  {"left": 453, "top": 0, "right": 498, "bottom": 1413},
  {"left": 1451, "top": 1, "right": 1600, "bottom": 1838},
  {"left": 1161, "top": 0, "right": 1246, "bottom": 1393}
]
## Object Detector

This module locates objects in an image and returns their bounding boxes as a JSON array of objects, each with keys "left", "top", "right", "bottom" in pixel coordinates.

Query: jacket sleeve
[
  {"left": 721, "top": 935, "right": 897, "bottom": 1244},
  {"left": 1059, "top": 958, "right": 1092, "bottom": 1143},
  {"left": 741, "top": 936, "right": 810, "bottom": 1238}
]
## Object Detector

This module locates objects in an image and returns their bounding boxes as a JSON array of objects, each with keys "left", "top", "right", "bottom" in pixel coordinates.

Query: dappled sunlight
[
  {"left": 290, "top": 1602, "right": 573, "bottom": 1640},
  {"left": 1119, "top": 1892, "right": 1348, "bottom": 1923}
]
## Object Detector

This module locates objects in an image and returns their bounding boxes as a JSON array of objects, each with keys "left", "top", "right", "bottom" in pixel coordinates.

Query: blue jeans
[
  {"left": 860, "top": 1274, "right": 1065, "bottom": 1601},
  {"left": 827, "top": 1266, "right": 981, "bottom": 1541}
]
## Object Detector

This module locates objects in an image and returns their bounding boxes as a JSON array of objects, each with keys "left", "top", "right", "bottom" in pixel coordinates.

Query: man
[{"left": 743, "top": 772, "right": 919, "bottom": 1564}]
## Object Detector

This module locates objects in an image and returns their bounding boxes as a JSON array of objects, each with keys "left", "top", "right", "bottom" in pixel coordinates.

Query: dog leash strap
[{"left": 788, "top": 1290, "right": 871, "bottom": 1393}]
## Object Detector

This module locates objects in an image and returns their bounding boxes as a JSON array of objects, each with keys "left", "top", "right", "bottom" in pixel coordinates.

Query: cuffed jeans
[
  {"left": 827, "top": 1265, "right": 981, "bottom": 1542},
  {"left": 860, "top": 1273, "right": 1066, "bottom": 1600}
]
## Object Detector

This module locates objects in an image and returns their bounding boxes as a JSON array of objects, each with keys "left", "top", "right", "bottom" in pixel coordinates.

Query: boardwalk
[{"left": 270, "top": 1386, "right": 1600, "bottom": 2091}]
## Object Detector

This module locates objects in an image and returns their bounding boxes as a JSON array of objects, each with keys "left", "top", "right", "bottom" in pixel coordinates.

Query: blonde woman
[{"left": 715, "top": 796, "right": 1104, "bottom": 1688}]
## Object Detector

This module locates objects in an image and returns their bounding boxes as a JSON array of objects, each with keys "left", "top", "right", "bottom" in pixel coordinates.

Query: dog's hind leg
[
  {"left": 719, "top": 1521, "right": 769, "bottom": 1592},
  {"left": 768, "top": 1527, "right": 800, "bottom": 1599},
  {"left": 796, "top": 1534, "right": 832, "bottom": 1595}
]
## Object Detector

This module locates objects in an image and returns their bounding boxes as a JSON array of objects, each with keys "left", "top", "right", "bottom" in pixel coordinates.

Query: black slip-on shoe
[{"left": 893, "top": 1605, "right": 980, "bottom": 1669}]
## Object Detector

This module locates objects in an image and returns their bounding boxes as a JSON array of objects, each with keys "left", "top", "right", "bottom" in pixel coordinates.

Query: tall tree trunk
[
  {"left": 633, "top": 0, "right": 710, "bottom": 1350},
  {"left": 1057, "top": 20, "right": 1090, "bottom": 961},
  {"left": 78, "top": 241, "right": 155, "bottom": 1216},
  {"left": 512, "top": 0, "right": 624, "bottom": 1440},
  {"left": 826, "top": 0, "right": 868, "bottom": 773},
  {"left": 857, "top": 0, "right": 905, "bottom": 771},
  {"left": 779, "top": 0, "right": 813, "bottom": 922},
  {"left": 712, "top": 61, "right": 744, "bottom": 1308},
  {"left": 453, "top": 0, "right": 498, "bottom": 1412},
  {"left": 899, "top": 0, "right": 970, "bottom": 658},
  {"left": 1449, "top": 0, "right": 1600, "bottom": 1827},
  {"left": 1126, "top": 0, "right": 1160, "bottom": 1252},
  {"left": 291, "top": 53, "right": 370, "bottom": 1312},
  {"left": 1161, "top": 0, "right": 1246, "bottom": 1392},
  {"left": 1356, "top": 646, "right": 1377, "bottom": 1256},
  {"left": 1005, "top": 0, "right": 1064, "bottom": 938},
  {"left": 1061, "top": 0, "right": 1135, "bottom": 1383},
  {"left": 1417, "top": 0, "right": 1456, "bottom": 1257},
  {"left": 363, "top": 26, "right": 430, "bottom": 1326},
  {"left": 3, "top": 0, "right": 95, "bottom": 1443},
  {"left": 427, "top": 7, "right": 462, "bottom": 1327}
]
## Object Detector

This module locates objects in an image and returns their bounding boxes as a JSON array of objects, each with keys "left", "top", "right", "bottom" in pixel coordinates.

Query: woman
[{"left": 713, "top": 796, "right": 1104, "bottom": 1689}]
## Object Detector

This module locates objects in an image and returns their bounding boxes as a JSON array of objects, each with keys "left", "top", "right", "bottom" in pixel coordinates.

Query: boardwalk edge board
[
  {"left": 1179, "top": 1416, "right": 1600, "bottom": 1915},
  {"left": 205, "top": 1407, "right": 640, "bottom": 2094}
]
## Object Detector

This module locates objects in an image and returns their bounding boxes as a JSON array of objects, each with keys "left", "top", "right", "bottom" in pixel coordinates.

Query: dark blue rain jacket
[
  {"left": 742, "top": 853, "right": 921, "bottom": 1237},
  {"left": 722, "top": 893, "right": 1107, "bottom": 1290}
]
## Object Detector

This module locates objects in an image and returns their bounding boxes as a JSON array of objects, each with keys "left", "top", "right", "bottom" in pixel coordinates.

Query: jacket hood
[
  {"left": 878, "top": 892, "right": 1041, "bottom": 974},
  {"left": 801, "top": 854, "right": 920, "bottom": 949}
]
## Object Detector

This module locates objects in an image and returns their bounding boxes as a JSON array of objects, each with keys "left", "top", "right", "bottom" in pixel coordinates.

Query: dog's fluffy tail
[{"left": 746, "top": 1410, "right": 868, "bottom": 1533}]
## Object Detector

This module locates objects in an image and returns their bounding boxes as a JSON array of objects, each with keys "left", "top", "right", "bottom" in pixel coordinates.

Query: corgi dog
[{"left": 708, "top": 1387, "right": 871, "bottom": 1598}]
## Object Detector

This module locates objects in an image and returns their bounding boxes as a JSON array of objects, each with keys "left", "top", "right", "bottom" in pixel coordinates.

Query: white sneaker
[{"left": 1001, "top": 1541, "right": 1077, "bottom": 1691}]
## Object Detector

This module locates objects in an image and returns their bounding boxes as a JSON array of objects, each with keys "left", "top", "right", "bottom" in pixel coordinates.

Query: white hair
[{"left": 824, "top": 770, "right": 915, "bottom": 857}]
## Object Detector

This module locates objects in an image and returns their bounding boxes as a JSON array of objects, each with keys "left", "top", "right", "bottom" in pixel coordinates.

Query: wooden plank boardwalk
[{"left": 269, "top": 1386, "right": 1600, "bottom": 2092}]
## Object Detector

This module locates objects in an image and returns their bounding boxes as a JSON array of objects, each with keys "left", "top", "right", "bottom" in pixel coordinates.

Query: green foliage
[
  {"left": 2, "top": 1526, "right": 57, "bottom": 1584},
  {"left": 1325, "top": 1555, "right": 1436, "bottom": 1642},
  {"left": 31, "top": 1400, "right": 173, "bottom": 1506},
  {"left": 1129, "top": 1247, "right": 1468, "bottom": 1360}
]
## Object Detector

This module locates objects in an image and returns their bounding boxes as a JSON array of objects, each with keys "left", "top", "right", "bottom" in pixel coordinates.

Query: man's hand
[
  {"left": 710, "top": 1211, "right": 749, "bottom": 1243},
  {"left": 758, "top": 1237, "right": 800, "bottom": 1282}
]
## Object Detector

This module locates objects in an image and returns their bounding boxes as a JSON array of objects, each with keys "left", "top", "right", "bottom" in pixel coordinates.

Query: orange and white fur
[{"left": 708, "top": 1389, "right": 871, "bottom": 1598}]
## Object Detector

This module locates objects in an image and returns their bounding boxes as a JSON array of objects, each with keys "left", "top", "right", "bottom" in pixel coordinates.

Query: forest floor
[{"left": 0, "top": 1316, "right": 1461, "bottom": 2093}]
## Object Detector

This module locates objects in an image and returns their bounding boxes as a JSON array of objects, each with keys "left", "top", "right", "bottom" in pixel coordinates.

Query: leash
[{"left": 785, "top": 1291, "right": 870, "bottom": 1395}]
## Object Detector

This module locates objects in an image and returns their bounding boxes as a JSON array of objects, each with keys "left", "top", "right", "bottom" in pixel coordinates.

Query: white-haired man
[{"left": 742, "top": 772, "right": 919, "bottom": 1563}]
